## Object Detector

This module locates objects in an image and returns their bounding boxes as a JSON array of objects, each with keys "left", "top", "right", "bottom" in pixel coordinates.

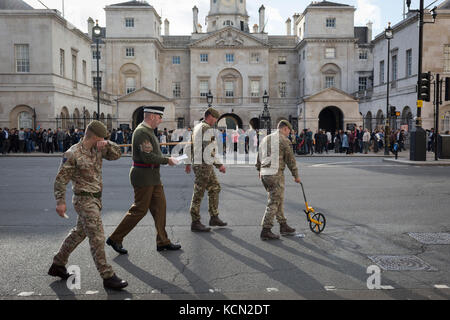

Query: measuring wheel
[{"left": 309, "top": 213, "right": 326, "bottom": 234}]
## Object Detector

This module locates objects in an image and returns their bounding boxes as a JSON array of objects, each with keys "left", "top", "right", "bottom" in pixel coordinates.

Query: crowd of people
[
  {"left": 2, "top": 125, "right": 448, "bottom": 156},
  {"left": 290, "top": 126, "right": 409, "bottom": 155}
]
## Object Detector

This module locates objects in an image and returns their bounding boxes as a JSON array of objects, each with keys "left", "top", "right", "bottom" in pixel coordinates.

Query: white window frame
[
  {"left": 199, "top": 80, "right": 209, "bottom": 97},
  {"left": 251, "top": 80, "right": 260, "bottom": 97},
  {"left": 406, "top": 49, "right": 412, "bottom": 77},
  {"left": 93, "top": 76, "right": 102, "bottom": 89},
  {"left": 445, "top": 45, "right": 450, "bottom": 73},
  {"left": 379, "top": 60, "right": 385, "bottom": 84},
  {"left": 200, "top": 53, "right": 208, "bottom": 63},
  {"left": 279, "top": 82, "right": 287, "bottom": 98},
  {"left": 359, "top": 50, "right": 368, "bottom": 60},
  {"left": 392, "top": 55, "right": 398, "bottom": 81},
  {"left": 226, "top": 53, "right": 235, "bottom": 63},
  {"left": 325, "top": 47, "right": 336, "bottom": 59},
  {"left": 125, "top": 18, "right": 135, "bottom": 28},
  {"left": 359, "top": 77, "right": 368, "bottom": 92},
  {"left": 172, "top": 56, "right": 181, "bottom": 65},
  {"left": 325, "top": 76, "right": 335, "bottom": 88},
  {"left": 60, "top": 49, "right": 65, "bottom": 77},
  {"left": 326, "top": 18, "right": 336, "bottom": 28},
  {"left": 15, "top": 44, "right": 30, "bottom": 73},
  {"left": 250, "top": 52, "right": 260, "bottom": 64},
  {"left": 126, "top": 77, "right": 136, "bottom": 94},
  {"left": 126, "top": 47, "right": 135, "bottom": 57},
  {"left": 173, "top": 82, "right": 181, "bottom": 98},
  {"left": 225, "top": 81, "right": 234, "bottom": 97}
]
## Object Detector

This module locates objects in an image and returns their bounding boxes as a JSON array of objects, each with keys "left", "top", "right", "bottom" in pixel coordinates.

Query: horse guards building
[{"left": 1, "top": 0, "right": 450, "bottom": 137}]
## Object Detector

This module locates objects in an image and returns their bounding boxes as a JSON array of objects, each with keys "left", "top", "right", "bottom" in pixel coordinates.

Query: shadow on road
[{"left": 49, "top": 280, "right": 77, "bottom": 300}]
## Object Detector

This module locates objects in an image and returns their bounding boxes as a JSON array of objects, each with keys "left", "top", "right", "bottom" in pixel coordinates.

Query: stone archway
[
  {"left": 9, "top": 105, "right": 34, "bottom": 129},
  {"left": 318, "top": 106, "right": 344, "bottom": 133},
  {"left": 401, "top": 106, "right": 413, "bottom": 132},
  {"left": 218, "top": 113, "right": 243, "bottom": 130},
  {"left": 73, "top": 108, "right": 81, "bottom": 129},
  {"left": 376, "top": 109, "right": 384, "bottom": 129},
  {"left": 365, "top": 111, "right": 373, "bottom": 131},
  {"left": 60, "top": 107, "right": 69, "bottom": 130}
]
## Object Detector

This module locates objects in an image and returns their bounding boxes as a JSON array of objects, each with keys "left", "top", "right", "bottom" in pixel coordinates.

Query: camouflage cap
[
  {"left": 205, "top": 107, "right": 220, "bottom": 119},
  {"left": 278, "top": 120, "right": 293, "bottom": 131},
  {"left": 86, "top": 120, "right": 108, "bottom": 138}
]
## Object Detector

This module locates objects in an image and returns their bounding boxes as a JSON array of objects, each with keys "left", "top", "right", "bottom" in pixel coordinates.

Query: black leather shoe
[
  {"left": 157, "top": 243, "right": 182, "bottom": 252},
  {"left": 48, "top": 263, "right": 71, "bottom": 280},
  {"left": 103, "top": 274, "right": 128, "bottom": 290},
  {"left": 106, "top": 238, "right": 128, "bottom": 255}
]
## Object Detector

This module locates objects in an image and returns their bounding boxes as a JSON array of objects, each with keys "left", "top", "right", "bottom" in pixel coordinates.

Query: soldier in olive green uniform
[
  {"left": 48, "top": 120, "right": 128, "bottom": 290},
  {"left": 256, "top": 120, "right": 301, "bottom": 240},
  {"left": 107, "top": 106, "right": 181, "bottom": 253},
  {"left": 185, "top": 108, "right": 227, "bottom": 232}
]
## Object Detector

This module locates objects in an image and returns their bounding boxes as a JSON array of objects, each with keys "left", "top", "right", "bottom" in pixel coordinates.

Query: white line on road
[{"left": 434, "top": 284, "right": 449, "bottom": 289}]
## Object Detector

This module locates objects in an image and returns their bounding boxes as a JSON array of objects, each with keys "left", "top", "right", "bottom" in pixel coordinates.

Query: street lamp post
[
  {"left": 384, "top": 22, "right": 393, "bottom": 156},
  {"left": 261, "top": 90, "right": 271, "bottom": 135},
  {"left": 207, "top": 90, "right": 213, "bottom": 108},
  {"left": 93, "top": 21, "right": 102, "bottom": 121}
]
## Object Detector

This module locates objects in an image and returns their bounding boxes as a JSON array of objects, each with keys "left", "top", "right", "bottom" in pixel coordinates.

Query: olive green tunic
[{"left": 130, "top": 122, "right": 169, "bottom": 187}]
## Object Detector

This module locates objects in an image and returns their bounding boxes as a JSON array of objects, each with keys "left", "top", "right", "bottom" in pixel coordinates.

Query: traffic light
[
  {"left": 390, "top": 106, "right": 397, "bottom": 118},
  {"left": 445, "top": 77, "right": 450, "bottom": 101},
  {"left": 419, "top": 72, "right": 431, "bottom": 102}
]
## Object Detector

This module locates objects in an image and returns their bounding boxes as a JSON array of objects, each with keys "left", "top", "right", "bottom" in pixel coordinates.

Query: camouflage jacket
[
  {"left": 54, "top": 140, "right": 122, "bottom": 204},
  {"left": 256, "top": 131, "right": 299, "bottom": 179},
  {"left": 189, "top": 121, "right": 222, "bottom": 169}
]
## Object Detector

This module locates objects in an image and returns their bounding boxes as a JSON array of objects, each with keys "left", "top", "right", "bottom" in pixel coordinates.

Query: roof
[
  {"left": 308, "top": 1, "right": 350, "bottom": 7},
  {"left": 0, "top": 0, "right": 34, "bottom": 10},
  {"left": 109, "top": 1, "right": 151, "bottom": 7},
  {"left": 354, "top": 27, "right": 368, "bottom": 44},
  {"left": 162, "top": 36, "right": 192, "bottom": 48}
]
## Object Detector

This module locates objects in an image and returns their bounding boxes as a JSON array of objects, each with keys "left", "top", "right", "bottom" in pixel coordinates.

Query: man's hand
[
  {"left": 294, "top": 177, "right": 301, "bottom": 184},
  {"left": 185, "top": 164, "right": 191, "bottom": 174},
  {"left": 97, "top": 140, "right": 108, "bottom": 151},
  {"left": 168, "top": 157, "right": 179, "bottom": 166},
  {"left": 56, "top": 203, "right": 67, "bottom": 218},
  {"left": 219, "top": 165, "right": 226, "bottom": 174}
]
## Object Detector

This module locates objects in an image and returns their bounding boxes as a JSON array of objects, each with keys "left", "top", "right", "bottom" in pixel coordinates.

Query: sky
[{"left": 22, "top": 0, "right": 446, "bottom": 38}]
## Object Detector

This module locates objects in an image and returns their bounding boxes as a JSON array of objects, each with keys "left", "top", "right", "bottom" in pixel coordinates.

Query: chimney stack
[
  {"left": 286, "top": 18, "right": 292, "bottom": 36},
  {"left": 88, "top": 17, "right": 94, "bottom": 39},
  {"left": 259, "top": 5, "right": 265, "bottom": 33},
  {"left": 193, "top": 6, "right": 199, "bottom": 33},
  {"left": 366, "top": 21, "right": 373, "bottom": 42},
  {"left": 253, "top": 24, "right": 259, "bottom": 33},
  {"left": 164, "top": 19, "right": 170, "bottom": 36}
]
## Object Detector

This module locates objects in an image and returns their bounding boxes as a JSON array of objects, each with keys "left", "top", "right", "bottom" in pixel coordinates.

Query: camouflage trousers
[
  {"left": 189, "top": 164, "right": 221, "bottom": 222},
  {"left": 261, "top": 174, "right": 287, "bottom": 229},
  {"left": 53, "top": 196, "right": 114, "bottom": 280}
]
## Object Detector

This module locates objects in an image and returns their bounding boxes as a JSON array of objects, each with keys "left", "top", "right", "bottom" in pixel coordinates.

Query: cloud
[{"left": 354, "top": 0, "right": 382, "bottom": 33}]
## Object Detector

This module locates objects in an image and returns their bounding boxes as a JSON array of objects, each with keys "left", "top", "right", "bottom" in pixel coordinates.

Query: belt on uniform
[
  {"left": 132, "top": 162, "right": 160, "bottom": 169},
  {"left": 74, "top": 191, "right": 102, "bottom": 198}
]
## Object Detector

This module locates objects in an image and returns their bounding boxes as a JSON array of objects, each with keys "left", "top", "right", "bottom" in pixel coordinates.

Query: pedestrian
[
  {"left": 48, "top": 120, "right": 128, "bottom": 290},
  {"left": 107, "top": 107, "right": 181, "bottom": 254},
  {"left": 3, "top": 128, "right": 10, "bottom": 154},
  {"left": 0, "top": 128, "right": 4, "bottom": 154},
  {"left": 257, "top": 120, "right": 300, "bottom": 240},
  {"left": 342, "top": 131, "right": 349, "bottom": 154},
  {"left": 57, "top": 128, "right": 65, "bottom": 152},
  {"left": 46, "top": 129, "right": 54, "bottom": 153},
  {"left": 363, "top": 129, "right": 370, "bottom": 154},
  {"left": 185, "top": 107, "right": 228, "bottom": 232}
]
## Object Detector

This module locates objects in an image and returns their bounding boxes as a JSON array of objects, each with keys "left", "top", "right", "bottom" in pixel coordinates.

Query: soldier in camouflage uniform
[
  {"left": 185, "top": 108, "right": 227, "bottom": 232},
  {"left": 48, "top": 120, "right": 128, "bottom": 290},
  {"left": 256, "top": 120, "right": 301, "bottom": 240}
]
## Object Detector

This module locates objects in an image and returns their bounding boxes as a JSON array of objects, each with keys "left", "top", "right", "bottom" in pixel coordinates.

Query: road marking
[
  {"left": 434, "top": 284, "right": 449, "bottom": 289},
  {"left": 324, "top": 286, "right": 337, "bottom": 291},
  {"left": 380, "top": 285, "right": 395, "bottom": 290},
  {"left": 85, "top": 290, "right": 99, "bottom": 295},
  {"left": 266, "top": 288, "right": 279, "bottom": 293},
  {"left": 17, "top": 292, "right": 34, "bottom": 297}
]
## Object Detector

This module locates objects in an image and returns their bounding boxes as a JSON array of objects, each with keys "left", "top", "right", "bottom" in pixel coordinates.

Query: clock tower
[{"left": 206, "top": 0, "right": 249, "bottom": 33}]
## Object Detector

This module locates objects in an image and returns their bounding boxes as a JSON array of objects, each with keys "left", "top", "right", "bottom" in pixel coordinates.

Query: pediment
[
  {"left": 304, "top": 88, "right": 358, "bottom": 102},
  {"left": 117, "top": 87, "right": 172, "bottom": 102},
  {"left": 190, "top": 27, "right": 268, "bottom": 48}
]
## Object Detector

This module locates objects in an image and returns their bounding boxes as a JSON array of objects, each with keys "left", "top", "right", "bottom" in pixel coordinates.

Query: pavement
[{"left": 0, "top": 156, "right": 449, "bottom": 301}]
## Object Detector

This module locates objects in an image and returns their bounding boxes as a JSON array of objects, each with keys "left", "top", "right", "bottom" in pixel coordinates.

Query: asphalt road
[{"left": 0, "top": 156, "right": 449, "bottom": 300}]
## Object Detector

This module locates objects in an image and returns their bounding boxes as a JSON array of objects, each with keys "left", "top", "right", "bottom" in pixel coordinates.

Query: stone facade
[{"left": 0, "top": 1, "right": 114, "bottom": 131}]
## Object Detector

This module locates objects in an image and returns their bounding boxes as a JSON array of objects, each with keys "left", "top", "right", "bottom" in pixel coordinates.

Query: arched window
[
  {"left": 18, "top": 111, "right": 32, "bottom": 129},
  {"left": 365, "top": 111, "right": 373, "bottom": 132}
]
